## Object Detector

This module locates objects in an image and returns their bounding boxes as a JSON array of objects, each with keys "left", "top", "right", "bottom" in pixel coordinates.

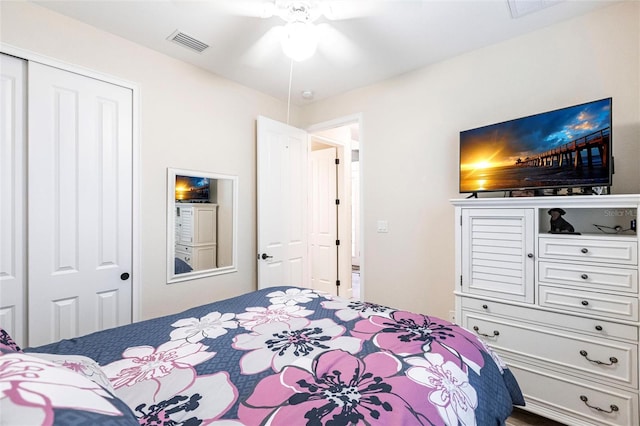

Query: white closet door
[
  {"left": 28, "top": 62, "right": 133, "bottom": 346},
  {"left": 0, "top": 54, "right": 27, "bottom": 346}
]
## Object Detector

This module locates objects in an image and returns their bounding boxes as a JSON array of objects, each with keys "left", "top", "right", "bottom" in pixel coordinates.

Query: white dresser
[
  {"left": 452, "top": 195, "right": 640, "bottom": 426},
  {"left": 175, "top": 203, "right": 217, "bottom": 270}
]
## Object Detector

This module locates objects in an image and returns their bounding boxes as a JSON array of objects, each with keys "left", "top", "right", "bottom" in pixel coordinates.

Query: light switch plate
[{"left": 377, "top": 220, "right": 388, "bottom": 233}]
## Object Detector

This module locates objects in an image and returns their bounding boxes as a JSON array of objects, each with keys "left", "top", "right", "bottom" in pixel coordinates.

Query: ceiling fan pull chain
[{"left": 287, "top": 58, "right": 294, "bottom": 125}]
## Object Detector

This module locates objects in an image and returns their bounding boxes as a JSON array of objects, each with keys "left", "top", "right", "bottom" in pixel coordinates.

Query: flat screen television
[
  {"left": 459, "top": 97, "right": 612, "bottom": 194},
  {"left": 175, "top": 175, "right": 210, "bottom": 202}
]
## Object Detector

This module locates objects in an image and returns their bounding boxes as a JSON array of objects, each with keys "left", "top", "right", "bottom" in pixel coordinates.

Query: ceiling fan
[
  {"left": 221, "top": 0, "right": 378, "bottom": 63},
  {"left": 270, "top": 1, "right": 325, "bottom": 61},
  {"left": 227, "top": 0, "right": 377, "bottom": 24}
]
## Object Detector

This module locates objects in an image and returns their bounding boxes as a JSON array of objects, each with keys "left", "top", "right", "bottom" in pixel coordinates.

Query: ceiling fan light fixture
[{"left": 281, "top": 21, "right": 318, "bottom": 61}]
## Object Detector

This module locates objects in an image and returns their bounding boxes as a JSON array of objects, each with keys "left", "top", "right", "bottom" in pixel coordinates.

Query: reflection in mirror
[{"left": 167, "top": 168, "right": 238, "bottom": 283}]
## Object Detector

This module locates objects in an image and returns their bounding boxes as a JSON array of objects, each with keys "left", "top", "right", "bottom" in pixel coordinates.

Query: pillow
[
  {"left": 25, "top": 352, "right": 116, "bottom": 394},
  {"left": 0, "top": 327, "right": 22, "bottom": 352},
  {"left": 0, "top": 350, "right": 138, "bottom": 425}
]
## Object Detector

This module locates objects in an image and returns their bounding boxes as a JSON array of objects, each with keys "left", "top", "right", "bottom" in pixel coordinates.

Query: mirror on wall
[{"left": 167, "top": 168, "right": 238, "bottom": 283}]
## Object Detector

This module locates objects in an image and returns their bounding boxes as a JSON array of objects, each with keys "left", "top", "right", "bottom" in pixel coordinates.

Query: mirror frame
[{"left": 166, "top": 168, "right": 238, "bottom": 283}]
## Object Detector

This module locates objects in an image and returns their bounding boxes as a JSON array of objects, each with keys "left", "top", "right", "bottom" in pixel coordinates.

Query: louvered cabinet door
[{"left": 461, "top": 208, "right": 535, "bottom": 303}]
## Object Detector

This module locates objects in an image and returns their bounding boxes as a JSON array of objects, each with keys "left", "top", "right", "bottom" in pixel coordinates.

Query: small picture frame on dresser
[{"left": 548, "top": 208, "right": 580, "bottom": 234}]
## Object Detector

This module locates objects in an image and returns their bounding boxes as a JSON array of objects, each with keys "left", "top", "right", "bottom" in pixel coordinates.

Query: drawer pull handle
[
  {"left": 472, "top": 326, "right": 499, "bottom": 337},
  {"left": 579, "top": 350, "right": 618, "bottom": 366},
  {"left": 581, "top": 300, "right": 589, "bottom": 306},
  {"left": 579, "top": 395, "right": 619, "bottom": 414},
  {"left": 482, "top": 304, "right": 488, "bottom": 309},
  {"left": 595, "top": 325, "right": 603, "bottom": 331},
  {"left": 581, "top": 248, "right": 589, "bottom": 254},
  {"left": 581, "top": 274, "right": 589, "bottom": 280}
]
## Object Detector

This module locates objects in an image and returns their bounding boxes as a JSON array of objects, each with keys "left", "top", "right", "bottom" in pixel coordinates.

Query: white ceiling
[{"left": 32, "top": 0, "right": 617, "bottom": 105}]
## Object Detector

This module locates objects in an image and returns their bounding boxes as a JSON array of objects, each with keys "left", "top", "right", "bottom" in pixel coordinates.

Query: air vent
[
  {"left": 167, "top": 30, "right": 209, "bottom": 53},
  {"left": 507, "top": 0, "right": 562, "bottom": 19}
]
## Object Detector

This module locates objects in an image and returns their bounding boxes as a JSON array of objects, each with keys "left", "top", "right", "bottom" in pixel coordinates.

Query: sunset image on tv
[
  {"left": 459, "top": 98, "right": 612, "bottom": 193},
  {"left": 175, "top": 175, "right": 210, "bottom": 201}
]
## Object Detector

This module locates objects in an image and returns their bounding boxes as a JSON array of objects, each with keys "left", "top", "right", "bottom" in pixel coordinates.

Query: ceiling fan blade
[
  {"left": 315, "top": 23, "right": 363, "bottom": 66},
  {"left": 241, "top": 26, "right": 285, "bottom": 67},
  {"left": 319, "top": 0, "right": 387, "bottom": 21}
]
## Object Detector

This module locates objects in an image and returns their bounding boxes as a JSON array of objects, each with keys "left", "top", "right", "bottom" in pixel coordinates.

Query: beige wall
[
  {"left": 299, "top": 1, "right": 640, "bottom": 318},
  {"left": 2, "top": 1, "right": 638, "bottom": 323},
  {"left": 0, "top": 1, "right": 297, "bottom": 320}
]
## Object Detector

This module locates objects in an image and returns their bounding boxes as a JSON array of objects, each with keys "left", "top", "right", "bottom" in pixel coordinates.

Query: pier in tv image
[
  {"left": 175, "top": 175, "right": 210, "bottom": 202},
  {"left": 459, "top": 98, "right": 612, "bottom": 194}
]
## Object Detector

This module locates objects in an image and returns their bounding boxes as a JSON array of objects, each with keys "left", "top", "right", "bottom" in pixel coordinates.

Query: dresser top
[{"left": 451, "top": 194, "right": 640, "bottom": 208}]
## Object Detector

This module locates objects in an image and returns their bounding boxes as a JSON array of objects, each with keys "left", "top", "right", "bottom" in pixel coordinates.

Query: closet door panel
[
  {"left": 0, "top": 54, "right": 27, "bottom": 346},
  {"left": 53, "top": 87, "right": 80, "bottom": 273},
  {"left": 28, "top": 62, "right": 132, "bottom": 347}
]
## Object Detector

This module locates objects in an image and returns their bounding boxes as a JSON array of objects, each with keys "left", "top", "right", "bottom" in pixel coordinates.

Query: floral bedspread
[{"left": 30, "top": 286, "right": 524, "bottom": 425}]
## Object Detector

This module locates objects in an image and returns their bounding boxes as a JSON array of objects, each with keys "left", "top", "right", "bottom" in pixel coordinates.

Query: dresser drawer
[
  {"left": 539, "top": 261, "right": 638, "bottom": 293},
  {"left": 506, "top": 359, "right": 639, "bottom": 426},
  {"left": 460, "top": 297, "right": 638, "bottom": 341},
  {"left": 539, "top": 237, "right": 638, "bottom": 266},
  {"left": 176, "top": 243, "right": 193, "bottom": 254},
  {"left": 462, "top": 311, "right": 637, "bottom": 388},
  {"left": 539, "top": 285, "right": 639, "bottom": 321},
  {"left": 175, "top": 251, "right": 192, "bottom": 266}
]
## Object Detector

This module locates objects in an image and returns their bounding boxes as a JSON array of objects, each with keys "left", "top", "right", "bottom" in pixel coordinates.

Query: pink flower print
[
  {"left": 321, "top": 297, "right": 394, "bottom": 322},
  {"left": 60, "top": 359, "right": 114, "bottom": 392},
  {"left": 236, "top": 304, "right": 314, "bottom": 330},
  {"left": 60, "top": 360, "right": 85, "bottom": 373},
  {"left": 232, "top": 317, "right": 362, "bottom": 374},
  {"left": 20, "top": 353, "right": 116, "bottom": 393},
  {"left": 102, "top": 339, "right": 215, "bottom": 389},
  {"left": 170, "top": 311, "right": 238, "bottom": 342},
  {"left": 0, "top": 353, "right": 125, "bottom": 426},
  {"left": 352, "top": 311, "right": 485, "bottom": 370},
  {"left": 406, "top": 353, "right": 478, "bottom": 426},
  {"left": 238, "top": 350, "right": 427, "bottom": 426},
  {"left": 115, "top": 367, "right": 238, "bottom": 424}
]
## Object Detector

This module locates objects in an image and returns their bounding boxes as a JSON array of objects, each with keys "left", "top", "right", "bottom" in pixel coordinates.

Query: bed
[
  {"left": 2, "top": 286, "right": 524, "bottom": 425},
  {"left": 174, "top": 257, "right": 193, "bottom": 274}
]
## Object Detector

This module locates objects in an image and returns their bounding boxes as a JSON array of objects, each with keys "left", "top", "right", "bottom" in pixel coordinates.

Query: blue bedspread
[{"left": 30, "top": 286, "right": 524, "bottom": 425}]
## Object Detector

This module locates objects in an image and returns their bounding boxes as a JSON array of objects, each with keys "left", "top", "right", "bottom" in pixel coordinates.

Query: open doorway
[
  {"left": 350, "top": 137, "right": 361, "bottom": 299},
  {"left": 308, "top": 118, "right": 361, "bottom": 299}
]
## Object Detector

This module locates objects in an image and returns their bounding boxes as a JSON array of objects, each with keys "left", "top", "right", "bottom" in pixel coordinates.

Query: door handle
[{"left": 261, "top": 253, "right": 273, "bottom": 260}]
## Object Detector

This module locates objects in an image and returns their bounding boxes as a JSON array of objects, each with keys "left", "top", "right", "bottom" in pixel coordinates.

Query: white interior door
[
  {"left": 257, "top": 116, "right": 308, "bottom": 289},
  {"left": 28, "top": 62, "right": 133, "bottom": 346},
  {"left": 0, "top": 54, "right": 27, "bottom": 346},
  {"left": 310, "top": 147, "right": 338, "bottom": 295}
]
